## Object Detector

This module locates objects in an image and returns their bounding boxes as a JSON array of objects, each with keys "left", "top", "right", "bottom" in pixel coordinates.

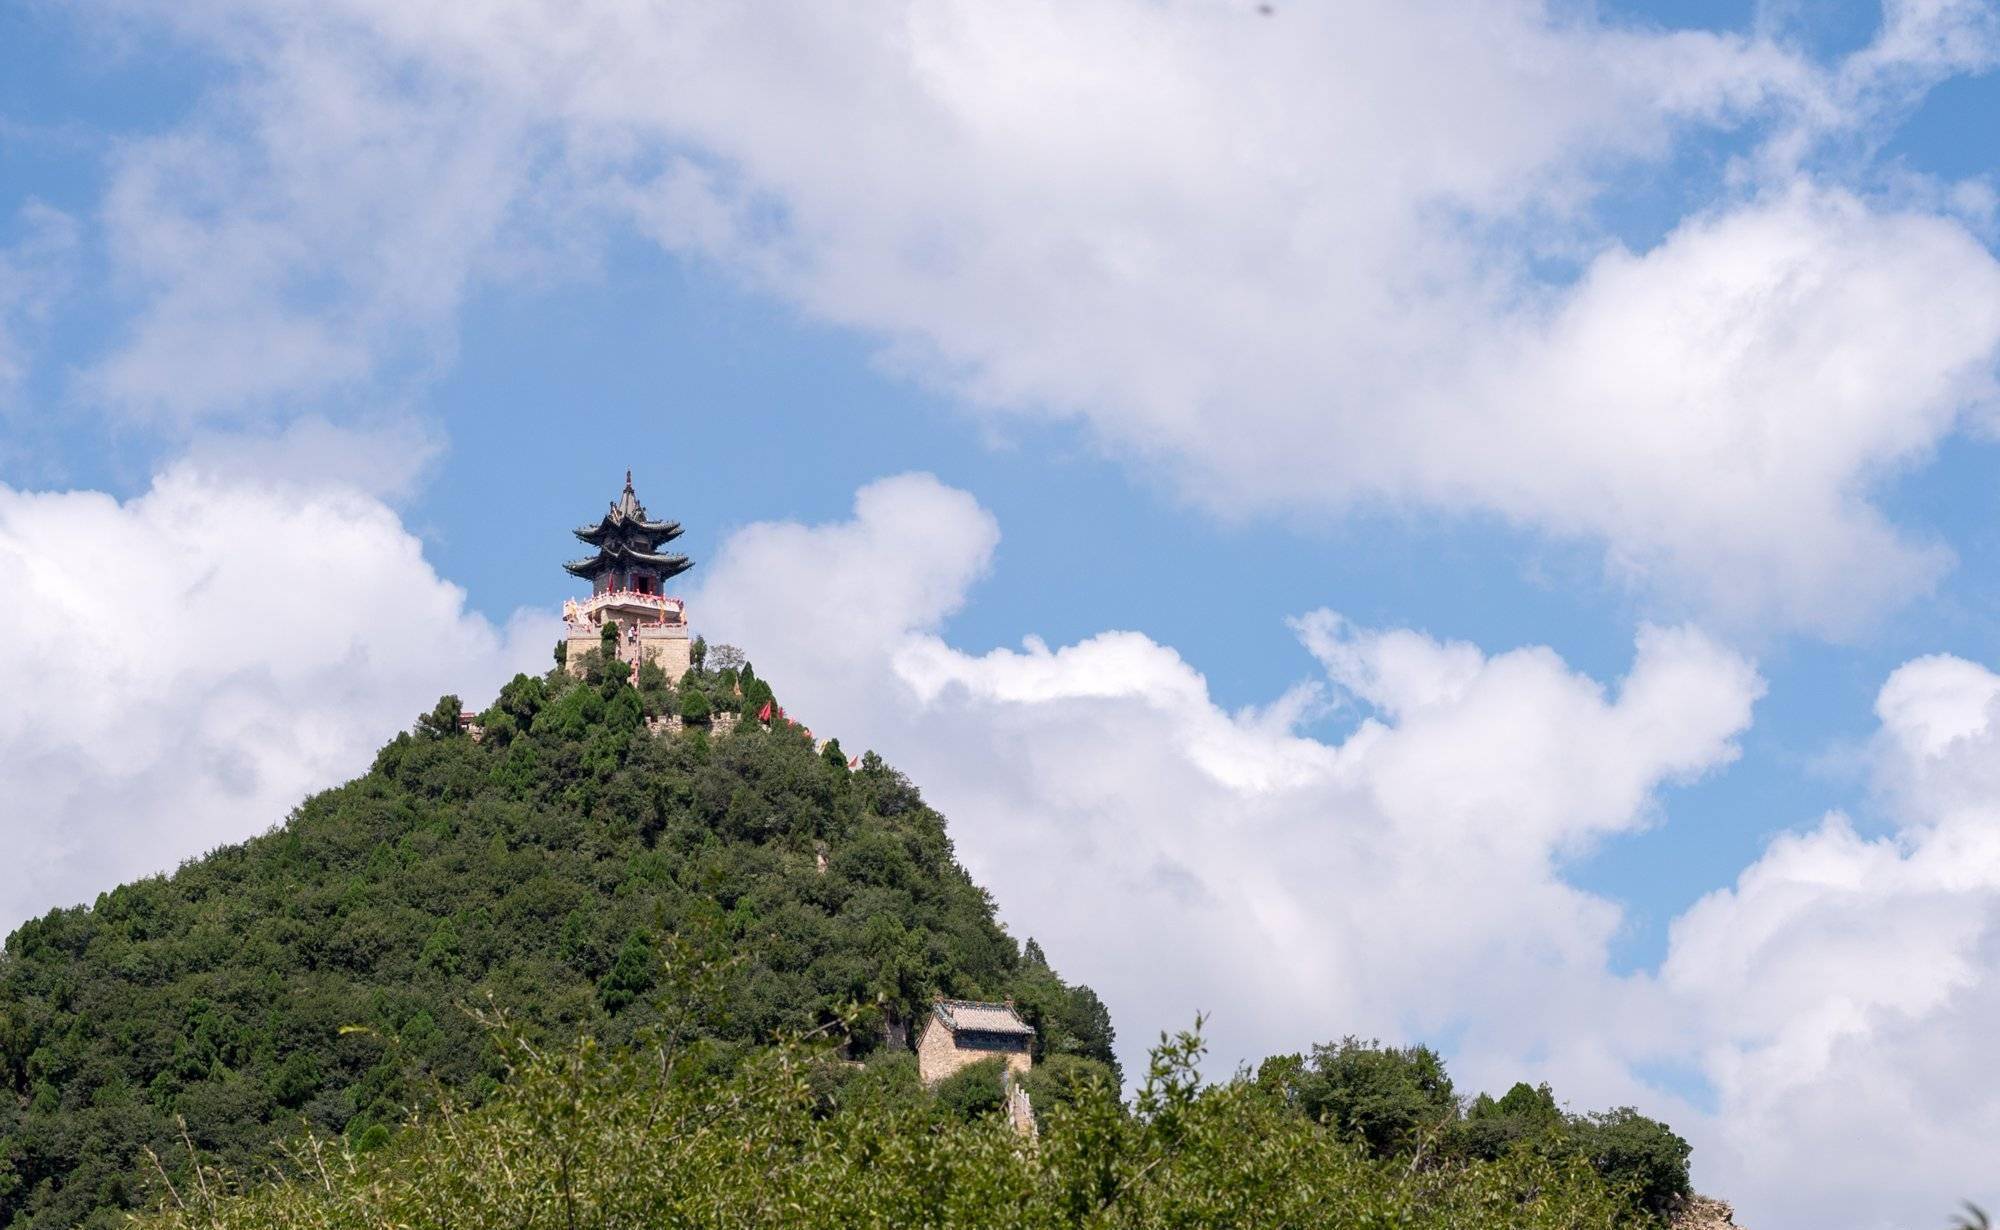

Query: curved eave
[
  {"left": 564, "top": 546, "right": 694, "bottom": 579},
  {"left": 572, "top": 517, "right": 685, "bottom": 547},
  {"left": 626, "top": 554, "right": 694, "bottom": 578}
]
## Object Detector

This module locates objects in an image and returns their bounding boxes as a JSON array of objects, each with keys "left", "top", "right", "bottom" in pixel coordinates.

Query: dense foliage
[
  {"left": 2, "top": 635, "right": 1698, "bottom": 1229},
  {"left": 1256, "top": 1039, "right": 1692, "bottom": 1219},
  {"left": 135, "top": 999, "right": 1649, "bottom": 1230},
  {"left": 0, "top": 653, "right": 1113, "bottom": 1229}
]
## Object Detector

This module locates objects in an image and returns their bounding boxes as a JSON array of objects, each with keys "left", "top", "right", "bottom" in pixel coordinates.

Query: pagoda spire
[{"left": 564, "top": 470, "right": 692, "bottom": 592}]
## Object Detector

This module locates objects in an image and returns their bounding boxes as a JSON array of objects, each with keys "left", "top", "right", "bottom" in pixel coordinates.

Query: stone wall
[
  {"left": 561, "top": 631, "right": 603, "bottom": 678},
  {"left": 637, "top": 629, "right": 691, "bottom": 681},
  {"left": 1005, "top": 1075, "right": 1037, "bottom": 1138},
  {"left": 562, "top": 620, "right": 692, "bottom": 681},
  {"left": 916, "top": 1017, "right": 1033, "bottom": 1086}
]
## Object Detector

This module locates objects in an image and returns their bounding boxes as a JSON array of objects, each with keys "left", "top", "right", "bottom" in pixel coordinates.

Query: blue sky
[{"left": 4, "top": 2, "right": 2000, "bottom": 1224}]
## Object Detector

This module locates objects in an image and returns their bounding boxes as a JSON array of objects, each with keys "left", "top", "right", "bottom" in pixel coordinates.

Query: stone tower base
[{"left": 563, "top": 619, "right": 691, "bottom": 681}]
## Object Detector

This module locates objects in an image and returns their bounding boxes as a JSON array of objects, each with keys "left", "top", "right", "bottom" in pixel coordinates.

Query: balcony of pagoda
[{"left": 563, "top": 588, "right": 687, "bottom": 628}]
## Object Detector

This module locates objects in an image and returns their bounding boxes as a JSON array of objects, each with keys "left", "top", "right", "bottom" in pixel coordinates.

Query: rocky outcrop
[{"left": 1673, "top": 1194, "right": 1744, "bottom": 1230}]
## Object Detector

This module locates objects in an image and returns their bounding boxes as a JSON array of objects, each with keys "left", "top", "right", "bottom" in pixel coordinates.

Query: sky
[{"left": 2, "top": 0, "right": 1999, "bottom": 1224}]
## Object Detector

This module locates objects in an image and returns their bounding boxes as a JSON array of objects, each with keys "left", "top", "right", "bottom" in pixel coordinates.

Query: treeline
[
  {"left": 801, "top": 1033, "right": 1689, "bottom": 1223},
  {"left": 133, "top": 994, "right": 1666, "bottom": 1230},
  {"left": 0, "top": 649, "right": 1112, "bottom": 1228},
  {"left": 1, "top": 634, "right": 1695, "bottom": 1229},
  {"left": 1253, "top": 1039, "right": 1690, "bottom": 1219}
]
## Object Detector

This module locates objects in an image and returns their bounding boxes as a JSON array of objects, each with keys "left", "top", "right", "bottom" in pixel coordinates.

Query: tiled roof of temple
[{"left": 932, "top": 1000, "right": 1034, "bottom": 1036}]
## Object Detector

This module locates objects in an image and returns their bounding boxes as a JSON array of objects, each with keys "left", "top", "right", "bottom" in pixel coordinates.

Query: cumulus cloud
[
  {"left": 10, "top": 456, "right": 1998, "bottom": 1227},
  {"left": 1660, "top": 651, "right": 2000, "bottom": 1225},
  {"left": 689, "top": 475, "right": 1766, "bottom": 1189},
  {"left": 690, "top": 473, "right": 2000, "bottom": 1227},
  {"left": 69, "top": 0, "right": 2000, "bottom": 630},
  {"left": 0, "top": 447, "right": 555, "bottom": 930},
  {"left": 1458, "top": 186, "right": 1998, "bottom": 629}
]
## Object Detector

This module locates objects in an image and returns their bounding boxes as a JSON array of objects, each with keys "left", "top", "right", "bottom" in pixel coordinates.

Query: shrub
[
  {"left": 680, "top": 688, "right": 712, "bottom": 724},
  {"left": 1571, "top": 1107, "right": 1691, "bottom": 1218},
  {"left": 932, "top": 1056, "right": 1009, "bottom": 1122},
  {"left": 131, "top": 1021, "right": 1638, "bottom": 1230},
  {"left": 1258, "top": 1037, "right": 1456, "bottom": 1158},
  {"left": 1454, "top": 1081, "right": 1565, "bottom": 1162}
]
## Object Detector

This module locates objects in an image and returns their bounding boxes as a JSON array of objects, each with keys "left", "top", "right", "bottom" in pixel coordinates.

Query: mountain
[{"left": 0, "top": 650, "right": 1114, "bottom": 1229}]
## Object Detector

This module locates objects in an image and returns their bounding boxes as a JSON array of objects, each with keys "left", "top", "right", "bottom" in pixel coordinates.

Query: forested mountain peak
[{"left": 0, "top": 648, "right": 1114, "bottom": 1228}]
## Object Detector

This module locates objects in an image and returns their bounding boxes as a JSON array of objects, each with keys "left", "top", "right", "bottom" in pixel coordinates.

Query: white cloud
[
  {"left": 82, "top": 38, "right": 538, "bottom": 423},
  {"left": 1464, "top": 187, "right": 1997, "bottom": 631},
  {"left": 692, "top": 474, "right": 2000, "bottom": 1228},
  {"left": 0, "top": 446, "right": 555, "bottom": 930},
  {"left": 692, "top": 473, "right": 999, "bottom": 693},
  {"left": 689, "top": 474, "right": 1766, "bottom": 1195},
  {"left": 72, "top": 0, "right": 2000, "bottom": 630},
  {"left": 10, "top": 457, "right": 2000, "bottom": 1227},
  {"left": 1845, "top": 0, "right": 2000, "bottom": 86},
  {"left": 1657, "top": 651, "right": 2000, "bottom": 1225},
  {"left": 177, "top": 416, "right": 446, "bottom": 504}
]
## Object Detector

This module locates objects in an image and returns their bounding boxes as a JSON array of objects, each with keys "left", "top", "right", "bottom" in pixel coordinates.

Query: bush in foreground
[{"left": 137, "top": 1008, "right": 1647, "bottom": 1230}]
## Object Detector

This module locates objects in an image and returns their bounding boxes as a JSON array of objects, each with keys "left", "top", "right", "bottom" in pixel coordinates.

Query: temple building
[
  {"left": 561, "top": 471, "right": 695, "bottom": 679},
  {"left": 916, "top": 999, "right": 1036, "bottom": 1085}
]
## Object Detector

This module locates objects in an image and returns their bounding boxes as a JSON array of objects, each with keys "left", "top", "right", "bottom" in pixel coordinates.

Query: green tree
[
  {"left": 1259, "top": 1037, "right": 1457, "bottom": 1159},
  {"left": 0, "top": 643, "right": 1684, "bottom": 1230},
  {"left": 418, "top": 917, "right": 463, "bottom": 976},
  {"left": 597, "top": 933, "right": 655, "bottom": 1014},
  {"left": 680, "top": 688, "right": 712, "bottom": 725},
  {"left": 931, "top": 1056, "right": 1008, "bottom": 1122},
  {"left": 1571, "top": 1107, "right": 1691, "bottom": 1218},
  {"left": 498, "top": 673, "right": 548, "bottom": 723},
  {"left": 134, "top": 1021, "right": 1643, "bottom": 1230},
  {"left": 1454, "top": 1081, "right": 1565, "bottom": 1161},
  {"left": 820, "top": 738, "right": 849, "bottom": 775},
  {"left": 1020, "top": 1053, "right": 1117, "bottom": 1122},
  {"left": 415, "top": 695, "right": 463, "bottom": 740}
]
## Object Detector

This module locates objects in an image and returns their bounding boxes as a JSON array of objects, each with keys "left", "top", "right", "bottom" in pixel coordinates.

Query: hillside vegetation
[
  {"left": 0, "top": 646, "right": 1112, "bottom": 1228},
  {"left": 3, "top": 637, "right": 1693, "bottom": 1228},
  {"left": 133, "top": 997, "right": 1658, "bottom": 1230}
]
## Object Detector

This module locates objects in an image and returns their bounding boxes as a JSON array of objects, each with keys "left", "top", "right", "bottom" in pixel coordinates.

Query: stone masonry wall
[
  {"left": 916, "top": 1018, "right": 1032, "bottom": 1086},
  {"left": 562, "top": 631, "right": 602, "bottom": 678},
  {"left": 563, "top": 621, "right": 692, "bottom": 681},
  {"left": 637, "top": 630, "right": 691, "bottom": 681}
]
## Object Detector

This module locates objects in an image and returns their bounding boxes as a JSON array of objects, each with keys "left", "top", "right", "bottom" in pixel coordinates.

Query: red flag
[
  {"left": 848, "top": 756, "right": 860, "bottom": 770},
  {"left": 757, "top": 701, "right": 773, "bottom": 722}
]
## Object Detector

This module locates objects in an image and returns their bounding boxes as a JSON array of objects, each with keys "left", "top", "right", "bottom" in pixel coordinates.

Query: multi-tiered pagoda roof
[{"left": 564, "top": 471, "right": 693, "bottom": 584}]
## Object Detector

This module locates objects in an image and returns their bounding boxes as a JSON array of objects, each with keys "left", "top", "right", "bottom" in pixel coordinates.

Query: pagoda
[{"left": 561, "top": 471, "right": 695, "bottom": 680}]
